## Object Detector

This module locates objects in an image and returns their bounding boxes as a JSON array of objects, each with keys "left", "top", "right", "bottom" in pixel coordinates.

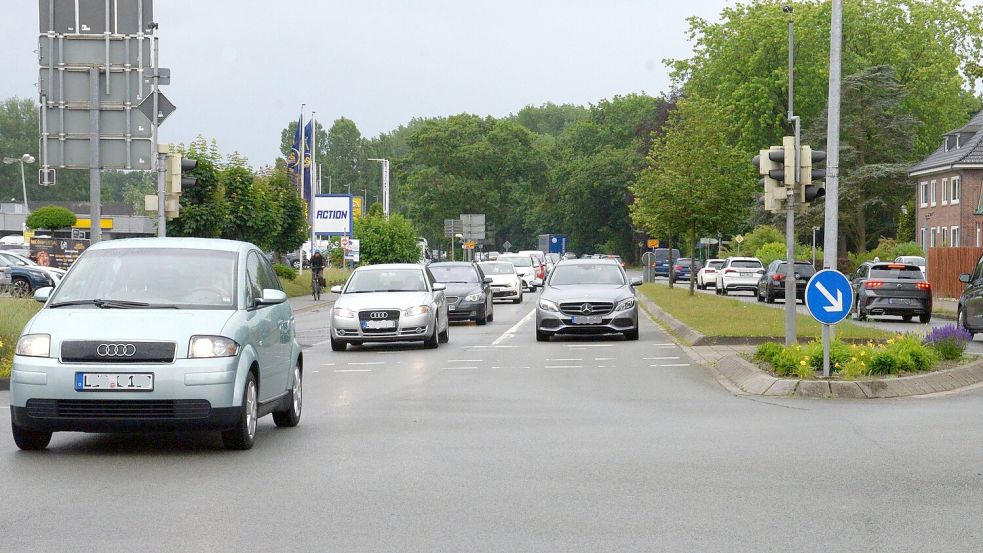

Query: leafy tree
[
  {"left": 756, "top": 241, "right": 822, "bottom": 267},
  {"left": 25, "top": 205, "right": 76, "bottom": 230},
  {"left": 220, "top": 165, "right": 280, "bottom": 249},
  {"left": 354, "top": 213, "right": 419, "bottom": 264},
  {"left": 325, "top": 117, "right": 366, "bottom": 194},
  {"left": 740, "top": 225, "right": 784, "bottom": 257},
  {"left": 631, "top": 97, "right": 754, "bottom": 293},
  {"left": 265, "top": 161, "right": 308, "bottom": 257},
  {"left": 511, "top": 103, "right": 588, "bottom": 137},
  {"left": 168, "top": 153, "right": 227, "bottom": 239}
]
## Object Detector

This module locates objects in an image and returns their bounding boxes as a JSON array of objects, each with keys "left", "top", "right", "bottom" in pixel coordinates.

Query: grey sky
[{"left": 2, "top": 1, "right": 980, "bottom": 166}]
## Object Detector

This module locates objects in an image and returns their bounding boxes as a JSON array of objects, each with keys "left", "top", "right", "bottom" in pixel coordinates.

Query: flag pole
[
  {"left": 298, "top": 103, "right": 305, "bottom": 276},
  {"left": 311, "top": 111, "right": 318, "bottom": 253}
]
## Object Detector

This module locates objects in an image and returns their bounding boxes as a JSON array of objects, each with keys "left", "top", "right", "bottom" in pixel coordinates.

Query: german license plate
[
  {"left": 741, "top": 272, "right": 753, "bottom": 277},
  {"left": 571, "top": 315, "right": 602, "bottom": 325},
  {"left": 75, "top": 373, "right": 153, "bottom": 392},
  {"left": 448, "top": 305, "right": 456, "bottom": 311},
  {"left": 888, "top": 298, "right": 909, "bottom": 305},
  {"left": 362, "top": 320, "right": 396, "bottom": 330}
]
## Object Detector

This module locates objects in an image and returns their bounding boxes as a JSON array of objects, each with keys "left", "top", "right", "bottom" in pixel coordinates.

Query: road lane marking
[
  {"left": 492, "top": 308, "right": 537, "bottom": 345},
  {"left": 545, "top": 365, "right": 583, "bottom": 369},
  {"left": 644, "top": 356, "right": 681, "bottom": 360},
  {"left": 334, "top": 369, "right": 373, "bottom": 373},
  {"left": 321, "top": 363, "right": 336, "bottom": 366},
  {"left": 595, "top": 357, "right": 616, "bottom": 361},
  {"left": 448, "top": 359, "right": 483, "bottom": 363},
  {"left": 348, "top": 362, "right": 383, "bottom": 366},
  {"left": 443, "top": 367, "right": 477, "bottom": 370},
  {"left": 651, "top": 363, "right": 690, "bottom": 368},
  {"left": 549, "top": 358, "right": 583, "bottom": 361},
  {"left": 312, "top": 370, "right": 320, "bottom": 373},
  {"left": 566, "top": 344, "right": 613, "bottom": 348}
]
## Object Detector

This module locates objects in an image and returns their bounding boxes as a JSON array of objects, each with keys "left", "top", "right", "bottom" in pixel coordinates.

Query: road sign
[
  {"left": 804, "top": 269, "right": 854, "bottom": 325},
  {"left": 137, "top": 91, "right": 176, "bottom": 125},
  {"left": 734, "top": 234, "right": 745, "bottom": 244},
  {"left": 312, "top": 194, "right": 354, "bottom": 236},
  {"left": 341, "top": 236, "right": 350, "bottom": 249},
  {"left": 344, "top": 239, "right": 360, "bottom": 263},
  {"left": 443, "top": 218, "right": 463, "bottom": 238},
  {"left": 501, "top": 240, "right": 512, "bottom": 251},
  {"left": 352, "top": 196, "right": 363, "bottom": 218},
  {"left": 647, "top": 239, "right": 660, "bottom": 248},
  {"left": 460, "top": 213, "right": 485, "bottom": 241}
]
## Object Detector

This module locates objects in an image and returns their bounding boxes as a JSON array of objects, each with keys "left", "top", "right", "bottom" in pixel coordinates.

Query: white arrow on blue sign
[{"left": 804, "top": 269, "right": 855, "bottom": 325}]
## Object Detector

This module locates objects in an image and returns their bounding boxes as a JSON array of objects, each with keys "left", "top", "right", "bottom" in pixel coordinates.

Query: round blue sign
[{"left": 804, "top": 269, "right": 854, "bottom": 325}]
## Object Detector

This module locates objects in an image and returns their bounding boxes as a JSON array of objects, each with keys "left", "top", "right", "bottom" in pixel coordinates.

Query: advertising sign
[
  {"left": 344, "top": 239, "right": 360, "bottom": 263},
  {"left": 30, "top": 237, "right": 90, "bottom": 270},
  {"left": 312, "top": 195, "right": 354, "bottom": 236}
]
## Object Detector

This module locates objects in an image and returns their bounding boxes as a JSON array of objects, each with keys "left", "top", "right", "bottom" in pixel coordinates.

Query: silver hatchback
[{"left": 9, "top": 238, "right": 303, "bottom": 451}]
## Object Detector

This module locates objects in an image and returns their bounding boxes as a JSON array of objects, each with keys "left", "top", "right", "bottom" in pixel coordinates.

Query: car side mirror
[
  {"left": 433, "top": 283, "right": 447, "bottom": 291},
  {"left": 483, "top": 277, "right": 493, "bottom": 284},
  {"left": 330, "top": 285, "right": 343, "bottom": 294},
  {"left": 630, "top": 277, "right": 643, "bottom": 286},
  {"left": 34, "top": 286, "right": 53, "bottom": 303},
  {"left": 959, "top": 273, "right": 971, "bottom": 284},
  {"left": 256, "top": 288, "right": 287, "bottom": 306}
]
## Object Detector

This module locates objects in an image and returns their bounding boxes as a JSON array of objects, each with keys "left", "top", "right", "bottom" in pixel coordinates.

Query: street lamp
[
  {"left": 2, "top": 154, "right": 35, "bottom": 215},
  {"left": 367, "top": 158, "right": 390, "bottom": 219}
]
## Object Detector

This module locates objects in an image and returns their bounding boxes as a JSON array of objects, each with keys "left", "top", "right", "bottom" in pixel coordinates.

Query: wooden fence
[{"left": 927, "top": 247, "right": 983, "bottom": 299}]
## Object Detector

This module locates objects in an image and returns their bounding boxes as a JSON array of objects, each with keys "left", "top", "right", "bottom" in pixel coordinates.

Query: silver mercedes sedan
[
  {"left": 536, "top": 258, "right": 642, "bottom": 342},
  {"left": 329, "top": 264, "right": 450, "bottom": 351}
]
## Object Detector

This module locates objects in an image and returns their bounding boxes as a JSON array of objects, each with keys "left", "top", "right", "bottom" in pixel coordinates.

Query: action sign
[
  {"left": 312, "top": 194, "right": 353, "bottom": 236},
  {"left": 804, "top": 269, "right": 854, "bottom": 325}
]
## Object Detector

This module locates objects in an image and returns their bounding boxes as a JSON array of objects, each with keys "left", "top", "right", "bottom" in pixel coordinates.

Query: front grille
[
  {"left": 26, "top": 399, "right": 211, "bottom": 419},
  {"left": 60, "top": 341, "right": 176, "bottom": 364},
  {"left": 358, "top": 310, "right": 401, "bottom": 334},
  {"left": 559, "top": 302, "right": 614, "bottom": 316}
]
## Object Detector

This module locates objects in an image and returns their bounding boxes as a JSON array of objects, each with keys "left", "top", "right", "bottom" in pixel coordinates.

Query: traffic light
[
  {"left": 799, "top": 145, "right": 827, "bottom": 204},
  {"left": 163, "top": 150, "right": 198, "bottom": 220},
  {"left": 753, "top": 135, "right": 795, "bottom": 213}
]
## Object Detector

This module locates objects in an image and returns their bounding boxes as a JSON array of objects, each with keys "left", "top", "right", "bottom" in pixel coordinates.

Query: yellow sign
[
  {"left": 352, "top": 196, "right": 363, "bottom": 218},
  {"left": 465, "top": 241, "right": 476, "bottom": 250},
  {"left": 74, "top": 218, "right": 113, "bottom": 230},
  {"left": 647, "top": 239, "right": 660, "bottom": 248}
]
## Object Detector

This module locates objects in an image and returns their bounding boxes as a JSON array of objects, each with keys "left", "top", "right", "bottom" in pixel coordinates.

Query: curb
[
  {"left": 288, "top": 298, "right": 334, "bottom": 315},
  {"left": 715, "top": 354, "right": 983, "bottom": 399},
  {"left": 637, "top": 295, "right": 708, "bottom": 346},
  {"left": 0, "top": 377, "right": 8, "bottom": 391}
]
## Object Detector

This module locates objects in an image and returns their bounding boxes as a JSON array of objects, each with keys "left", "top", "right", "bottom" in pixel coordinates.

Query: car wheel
[
  {"left": 222, "top": 372, "right": 258, "bottom": 450},
  {"left": 756, "top": 289, "right": 764, "bottom": 302},
  {"left": 960, "top": 309, "right": 976, "bottom": 338},
  {"left": 424, "top": 321, "right": 439, "bottom": 349},
  {"left": 857, "top": 303, "right": 868, "bottom": 322},
  {"left": 439, "top": 324, "right": 449, "bottom": 343},
  {"left": 721, "top": 286, "right": 728, "bottom": 296},
  {"left": 487, "top": 305, "right": 494, "bottom": 322},
  {"left": 514, "top": 293, "right": 522, "bottom": 304},
  {"left": 765, "top": 291, "right": 774, "bottom": 304},
  {"left": 291, "top": 260, "right": 301, "bottom": 270},
  {"left": 536, "top": 329, "right": 550, "bottom": 342},
  {"left": 902, "top": 315, "right": 913, "bottom": 323},
  {"left": 919, "top": 313, "right": 931, "bottom": 324},
  {"left": 330, "top": 335, "right": 347, "bottom": 352},
  {"left": 11, "top": 419, "right": 52, "bottom": 451},
  {"left": 624, "top": 328, "right": 639, "bottom": 341},
  {"left": 10, "top": 277, "right": 31, "bottom": 298},
  {"left": 273, "top": 363, "right": 302, "bottom": 428},
  {"left": 477, "top": 307, "right": 488, "bottom": 326}
]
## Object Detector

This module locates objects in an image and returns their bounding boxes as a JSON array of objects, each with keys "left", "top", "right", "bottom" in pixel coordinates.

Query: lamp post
[
  {"left": 3, "top": 154, "right": 35, "bottom": 216},
  {"left": 812, "top": 226, "right": 820, "bottom": 266},
  {"left": 367, "top": 158, "right": 390, "bottom": 219}
]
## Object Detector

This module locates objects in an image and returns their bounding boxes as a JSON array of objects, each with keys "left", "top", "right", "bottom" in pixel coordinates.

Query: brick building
[{"left": 909, "top": 110, "right": 983, "bottom": 249}]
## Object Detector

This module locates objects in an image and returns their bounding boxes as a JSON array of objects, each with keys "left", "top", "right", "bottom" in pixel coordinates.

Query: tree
[
  {"left": 354, "top": 213, "right": 419, "bottom": 264},
  {"left": 325, "top": 118, "right": 366, "bottom": 194},
  {"left": 220, "top": 165, "right": 280, "bottom": 249},
  {"left": 511, "top": 103, "right": 588, "bottom": 137},
  {"left": 739, "top": 225, "right": 784, "bottom": 257},
  {"left": 631, "top": 97, "right": 755, "bottom": 294},
  {"left": 265, "top": 161, "right": 308, "bottom": 257},
  {"left": 26, "top": 205, "right": 76, "bottom": 230},
  {"left": 168, "top": 152, "right": 227, "bottom": 239}
]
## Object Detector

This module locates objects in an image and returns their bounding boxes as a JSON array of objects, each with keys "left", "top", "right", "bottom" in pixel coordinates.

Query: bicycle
[{"left": 311, "top": 269, "right": 323, "bottom": 301}]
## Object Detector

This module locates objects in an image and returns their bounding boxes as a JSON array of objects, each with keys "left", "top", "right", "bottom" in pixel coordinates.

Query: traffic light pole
[
  {"left": 156, "top": 151, "right": 166, "bottom": 237},
  {"left": 784, "top": 14, "right": 798, "bottom": 347},
  {"left": 822, "top": 0, "right": 843, "bottom": 377}
]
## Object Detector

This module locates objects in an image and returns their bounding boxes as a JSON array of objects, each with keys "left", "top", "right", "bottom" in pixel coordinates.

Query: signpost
[
  {"left": 502, "top": 240, "right": 512, "bottom": 252},
  {"left": 311, "top": 194, "right": 354, "bottom": 236},
  {"left": 804, "top": 269, "right": 854, "bottom": 377}
]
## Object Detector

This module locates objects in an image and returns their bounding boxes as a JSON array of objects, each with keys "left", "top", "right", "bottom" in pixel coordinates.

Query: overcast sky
[{"left": 2, "top": 1, "right": 980, "bottom": 166}]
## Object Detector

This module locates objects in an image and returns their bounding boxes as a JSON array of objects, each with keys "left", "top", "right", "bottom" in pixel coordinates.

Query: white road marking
[
  {"left": 595, "top": 357, "right": 616, "bottom": 361},
  {"left": 651, "top": 363, "right": 690, "bottom": 368},
  {"left": 448, "top": 359, "right": 483, "bottom": 363},
  {"left": 644, "top": 356, "right": 681, "bottom": 360},
  {"left": 443, "top": 367, "right": 477, "bottom": 370},
  {"left": 312, "top": 370, "right": 320, "bottom": 373},
  {"left": 549, "top": 358, "right": 583, "bottom": 361},
  {"left": 492, "top": 308, "right": 537, "bottom": 345},
  {"left": 494, "top": 345, "right": 518, "bottom": 348},
  {"left": 348, "top": 362, "right": 383, "bottom": 366},
  {"left": 566, "top": 344, "right": 613, "bottom": 348},
  {"left": 334, "top": 369, "right": 372, "bottom": 373},
  {"left": 321, "top": 363, "right": 336, "bottom": 366},
  {"left": 545, "top": 365, "right": 583, "bottom": 369}
]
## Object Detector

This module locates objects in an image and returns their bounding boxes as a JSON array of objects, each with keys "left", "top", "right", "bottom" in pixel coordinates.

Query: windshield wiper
[{"left": 49, "top": 298, "right": 158, "bottom": 309}]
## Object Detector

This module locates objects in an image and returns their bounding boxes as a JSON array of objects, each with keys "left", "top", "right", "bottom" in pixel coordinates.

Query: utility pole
[
  {"left": 784, "top": 5, "right": 798, "bottom": 347},
  {"left": 368, "top": 158, "right": 391, "bottom": 218},
  {"left": 822, "top": 0, "right": 843, "bottom": 376}
]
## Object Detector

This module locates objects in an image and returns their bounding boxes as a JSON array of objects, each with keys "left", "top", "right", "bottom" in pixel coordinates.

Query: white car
[
  {"left": 498, "top": 254, "right": 538, "bottom": 291},
  {"left": 895, "top": 256, "right": 927, "bottom": 278},
  {"left": 697, "top": 258, "right": 725, "bottom": 290},
  {"left": 518, "top": 250, "right": 548, "bottom": 285},
  {"left": 477, "top": 261, "right": 524, "bottom": 303},
  {"left": 715, "top": 257, "right": 764, "bottom": 296}
]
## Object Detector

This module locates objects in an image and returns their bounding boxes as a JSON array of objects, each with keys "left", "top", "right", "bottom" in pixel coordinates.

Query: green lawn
[
  {"left": 0, "top": 298, "right": 42, "bottom": 378},
  {"left": 281, "top": 268, "right": 350, "bottom": 298},
  {"left": 639, "top": 284, "right": 889, "bottom": 341}
]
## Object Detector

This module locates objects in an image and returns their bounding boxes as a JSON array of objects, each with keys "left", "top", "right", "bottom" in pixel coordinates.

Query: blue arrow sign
[{"left": 804, "top": 269, "right": 854, "bottom": 325}]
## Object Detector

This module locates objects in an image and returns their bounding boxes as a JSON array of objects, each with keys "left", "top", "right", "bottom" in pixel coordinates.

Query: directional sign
[
  {"left": 804, "top": 269, "right": 854, "bottom": 325},
  {"left": 137, "top": 91, "right": 177, "bottom": 125}
]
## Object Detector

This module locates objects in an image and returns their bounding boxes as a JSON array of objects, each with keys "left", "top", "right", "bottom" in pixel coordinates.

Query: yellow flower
[
  {"left": 851, "top": 357, "right": 858, "bottom": 362},
  {"left": 861, "top": 361, "right": 866, "bottom": 367},
  {"left": 860, "top": 351, "right": 866, "bottom": 357},
  {"left": 887, "top": 339, "right": 895, "bottom": 344},
  {"left": 800, "top": 360, "right": 807, "bottom": 366},
  {"left": 834, "top": 362, "right": 841, "bottom": 368}
]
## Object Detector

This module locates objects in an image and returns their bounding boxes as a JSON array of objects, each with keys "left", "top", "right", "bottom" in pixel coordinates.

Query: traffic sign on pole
[{"left": 804, "top": 270, "right": 853, "bottom": 325}]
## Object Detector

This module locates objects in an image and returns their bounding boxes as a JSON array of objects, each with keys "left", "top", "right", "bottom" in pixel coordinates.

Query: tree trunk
[
  {"left": 667, "top": 234, "right": 674, "bottom": 289},
  {"left": 689, "top": 225, "right": 697, "bottom": 296}
]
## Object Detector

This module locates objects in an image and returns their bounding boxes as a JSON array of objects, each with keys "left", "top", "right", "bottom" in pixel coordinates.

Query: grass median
[
  {"left": 638, "top": 283, "right": 888, "bottom": 341},
  {"left": 0, "top": 298, "right": 42, "bottom": 378},
  {"left": 281, "top": 267, "right": 350, "bottom": 298}
]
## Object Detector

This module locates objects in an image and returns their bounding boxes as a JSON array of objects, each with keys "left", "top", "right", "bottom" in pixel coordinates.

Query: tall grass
[{"left": 0, "top": 299, "right": 42, "bottom": 377}]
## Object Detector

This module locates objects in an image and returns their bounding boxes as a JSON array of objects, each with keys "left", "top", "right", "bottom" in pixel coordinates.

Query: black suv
[{"left": 756, "top": 260, "right": 816, "bottom": 304}]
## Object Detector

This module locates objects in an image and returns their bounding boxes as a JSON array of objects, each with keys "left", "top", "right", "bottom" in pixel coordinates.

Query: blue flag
[
  {"left": 303, "top": 119, "right": 314, "bottom": 201},
  {"left": 287, "top": 115, "right": 301, "bottom": 174}
]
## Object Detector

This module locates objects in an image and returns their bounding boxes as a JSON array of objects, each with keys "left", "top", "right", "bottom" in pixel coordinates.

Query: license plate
[
  {"left": 362, "top": 320, "right": 396, "bottom": 330},
  {"left": 888, "top": 298, "right": 909, "bottom": 305},
  {"left": 75, "top": 373, "right": 153, "bottom": 392},
  {"left": 448, "top": 305, "right": 456, "bottom": 311},
  {"left": 741, "top": 272, "right": 753, "bottom": 277},
  {"left": 571, "top": 315, "right": 602, "bottom": 325}
]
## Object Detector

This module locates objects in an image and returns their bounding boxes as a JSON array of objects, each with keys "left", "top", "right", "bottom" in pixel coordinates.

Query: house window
[
  {"left": 952, "top": 176, "right": 961, "bottom": 204},
  {"left": 930, "top": 180, "right": 937, "bottom": 206},
  {"left": 942, "top": 178, "right": 948, "bottom": 204},
  {"left": 977, "top": 224, "right": 981, "bottom": 247},
  {"left": 930, "top": 227, "right": 937, "bottom": 248},
  {"left": 921, "top": 227, "right": 928, "bottom": 247},
  {"left": 942, "top": 227, "right": 948, "bottom": 247},
  {"left": 952, "top": 226, "right": 960, "bottom": 247},
  {"left": 920, "top": 181, "right": 928, "bottom": 207}
]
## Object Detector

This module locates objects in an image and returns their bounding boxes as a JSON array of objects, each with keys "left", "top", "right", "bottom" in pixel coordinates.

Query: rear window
[
  {"left": 499, "top": 255, "right": 532, "bottom": 267},
  {"left": 777, "top": 263, "right": 816, "bottom": 276},
  {"left": 707, "top": 261, "right": 724, "bottom": 269},
  {"left": 677, "top": 259, "right": 694, "bottom": 266},
  {"left": 869, "top": 265, "right": 924, "bottom": 279},
  {"left": 654, "top": 249, "right": 680, "bottom": 262},
  {"left": 731, "top": 260, "right": 762, "bottom": 269}
]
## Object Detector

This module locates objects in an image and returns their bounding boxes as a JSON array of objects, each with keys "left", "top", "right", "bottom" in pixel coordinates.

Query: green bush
[
  {"left": 25, "top": 205, "right": 77, "bottom": 230},
  {"left": 273, "top": 263, "right": 296, "bottom": 281},
  {"left": 754, "top": 342, "right": 785, "bottom": 364},
  {"left": 754, "top": 335, "right": 940, "bottom": 378},
  {"left": 847, "top": 239, "right": 925, "bottom": 273}
]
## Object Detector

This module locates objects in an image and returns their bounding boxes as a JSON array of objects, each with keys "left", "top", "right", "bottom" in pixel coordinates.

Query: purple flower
[{"left": 924, "top": 324, "right": 973, "bottom": 346}]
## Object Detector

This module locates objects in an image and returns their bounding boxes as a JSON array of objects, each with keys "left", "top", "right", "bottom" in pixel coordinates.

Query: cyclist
[{"left": 310, "top": 249, "right": 325, "bottom": 299}]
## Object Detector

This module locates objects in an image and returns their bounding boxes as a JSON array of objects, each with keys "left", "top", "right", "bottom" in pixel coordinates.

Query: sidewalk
[{"left": 288, "top": 294, "right": 334, "bottom": 315}]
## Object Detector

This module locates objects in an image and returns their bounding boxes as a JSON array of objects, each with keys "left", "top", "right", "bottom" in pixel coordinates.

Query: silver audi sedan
[
  {"left": 536, "top": 258, "right": 642, "bottom": 342},
  {"left": 329, "top": 264, "right": 450, "bottom": 351}
]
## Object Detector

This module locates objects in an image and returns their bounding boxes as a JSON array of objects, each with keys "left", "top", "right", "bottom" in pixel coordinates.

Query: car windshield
[
  {"left": 345, "top": 268, "right": 428, "bottom": 292},
  {"left": 731, "top": 260, "right": 762, "bottom": 269},
  {"left": 429, "top": 265, "right": 480, "bottom": 283},
  {"left": 499, "top": 256, "right": 532, "bottom": 267},
  {"left": 478, "top": 262, "right": 515, "bottom": 275},
  {"left": 870, "top": 265, "right": 924, "bottom": 279},
  {"left": 549, "top": 264, "right": 625, "bottom": 285},
  {"left": 48, "top": 248, "right": 237, "bottom": 309}
]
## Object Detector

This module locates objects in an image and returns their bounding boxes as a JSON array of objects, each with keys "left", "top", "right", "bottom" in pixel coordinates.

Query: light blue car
[{"left": 9, "top": 238, "right": 303, "bottom": 451}]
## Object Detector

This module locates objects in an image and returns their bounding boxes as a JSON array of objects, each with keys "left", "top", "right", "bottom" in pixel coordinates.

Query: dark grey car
[
  {"left": 428, "top": 262, "right": 494, "bottom": 325},
  {"left": 535, "top": 259, "right": 641, "bottom": 341}
]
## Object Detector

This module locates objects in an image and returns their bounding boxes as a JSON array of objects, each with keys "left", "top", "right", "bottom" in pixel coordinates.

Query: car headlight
[
  {"left": 616, "top": 297, "right": 636, "bottom": 311},
  {"left": 539, "top": 298, "right": 559, "bottom": 312},
  {"left": 189, "top": 336, "right": 240, "bottom": 358},
  {"left": 16, "top": 334, "right": 50, "bottom": 357},
  {"left": 404, "top": 305, "right": 431, "bottom": 317},
  {"left": 464, "top": 292, "right": 484, "bottom": 302},
  {"left": 332, "top": 307, "right": 356, "bottom": 319}
]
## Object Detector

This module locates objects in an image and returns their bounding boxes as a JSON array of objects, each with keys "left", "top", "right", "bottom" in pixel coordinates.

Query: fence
[{"left": 927, "top": 247, "right": 983, "bottom": 299}]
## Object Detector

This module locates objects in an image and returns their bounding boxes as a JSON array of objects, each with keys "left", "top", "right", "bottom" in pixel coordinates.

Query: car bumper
[
  {"left": 721, "top": 277, "right": 759, "bottom": 290},
  {"left": 448, "top": 301, "right": 484, "bottom": 321},
  {"left": 10, "top": 355, "right": 242, "bottom": 432},
  {"left": 863, "top": 296, "right": 932, "bottom": 316},
  {"left": 536, "top": 306, "right": 638, "bottom": 336},
  {"left": 491, "top": 285, "right": 521, "bottom": 300},
  {"left": 768, "top": 283, "right": 808, "bottom": 298},
  {"left": 331, "top": 313, "right": 434, "bottom": 343}
]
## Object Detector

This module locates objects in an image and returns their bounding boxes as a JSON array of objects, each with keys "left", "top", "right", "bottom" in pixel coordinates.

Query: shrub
[
  {"left": 754, "top": 342, "right": 785, "bottom": 364},
  {"left": 754, "top": 335, "right": 940, "bottom": 379},
  {"left": 924, "top": 324, "right": 972, "bottom": 360},
  {"left": 25, "top": 205, "right": 77, "bottom": 230},
  {"left": 273, "top": 263, "right": 296, "bottom": 281}
]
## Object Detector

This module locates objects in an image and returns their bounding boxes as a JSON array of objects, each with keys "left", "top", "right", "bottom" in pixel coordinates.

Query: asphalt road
[{"left": 3, "top": 292, "right": 983, "bottom": 551}]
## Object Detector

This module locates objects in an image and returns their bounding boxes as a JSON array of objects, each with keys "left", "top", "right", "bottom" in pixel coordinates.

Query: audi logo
[
  {"left": 369, "top": 312, "right": 390, "bottom": 319},
  {"left": 97, "top": 343, "right": 137, "bottom": 357},
  {"left": 580, "top": 303, "right": 594, "bottom": 315}
]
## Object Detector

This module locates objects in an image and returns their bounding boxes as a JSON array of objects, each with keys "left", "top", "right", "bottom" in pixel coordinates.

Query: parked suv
[
  {"left": 697, "top": 259, "right": 724, "bottom": 290},
  {"left": 959, "top": 254, "right": 983, "bottom": 336},
  {"left": 756, "top": 260, "right": 816, "bottom": 304},
  {"left": 715, "top": 257, "right": 764, "bottom": 296}
]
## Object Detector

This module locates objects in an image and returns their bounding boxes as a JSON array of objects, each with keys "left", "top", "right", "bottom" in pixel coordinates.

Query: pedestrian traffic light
[{"left": 799, "top": 145, "right": 827, "bottom": 204}]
